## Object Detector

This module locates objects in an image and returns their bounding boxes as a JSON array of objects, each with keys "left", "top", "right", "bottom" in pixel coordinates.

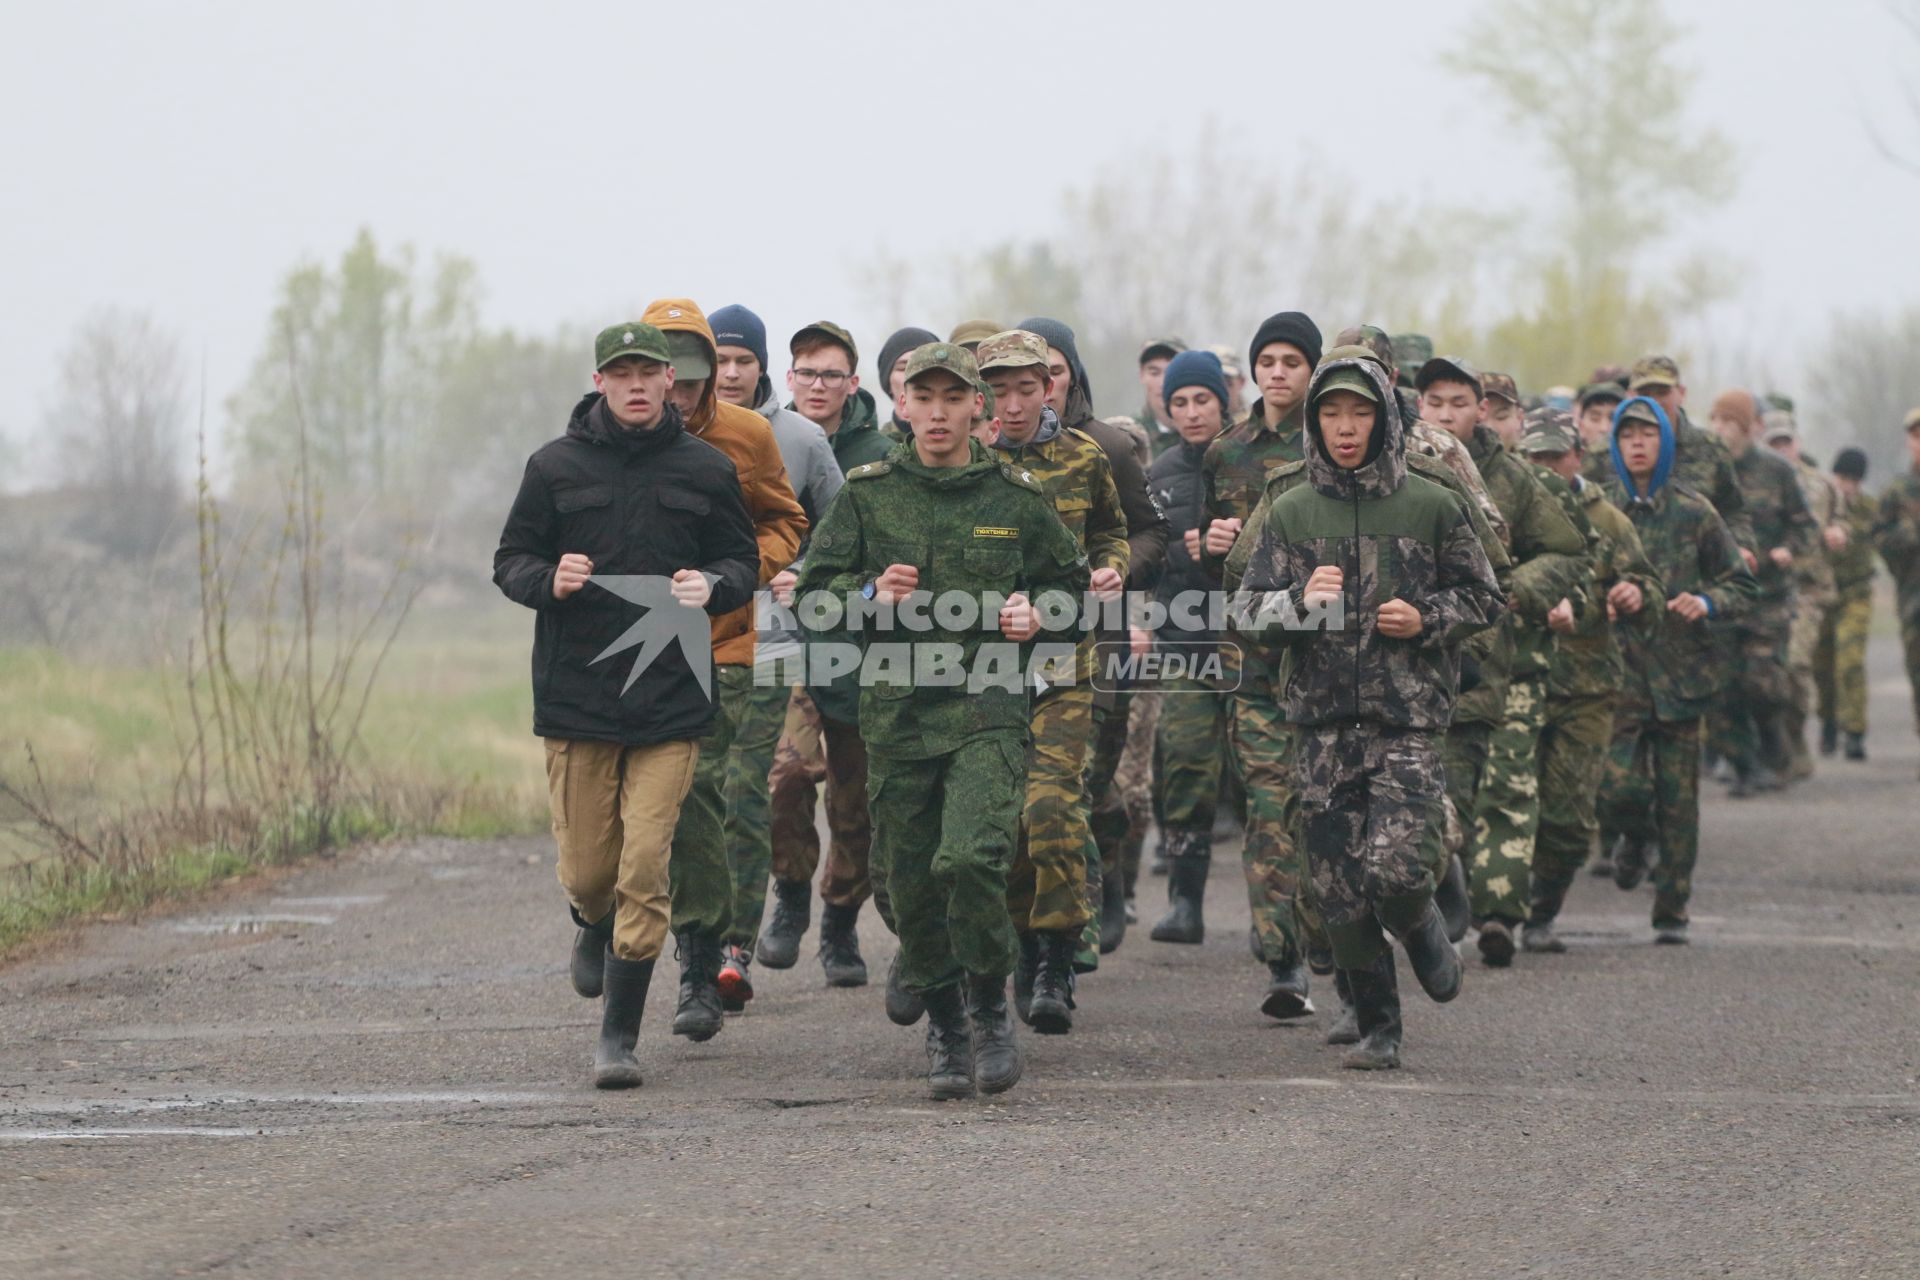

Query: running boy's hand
[
  {"left": 671, "top": 569, "right": 712, "bottom": 608},
  {"left": 553, "top": 553, "right": 593, "bottom": 599},
  {"left": 1376, "top": 598, "right": 1423, "bottom": 639},
  {"left": 1303, "top": 564, "right": 1344, "bottom": 609}
]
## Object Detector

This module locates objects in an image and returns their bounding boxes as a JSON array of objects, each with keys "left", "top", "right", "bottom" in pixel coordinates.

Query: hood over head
[
  {"left": 640, "top": 298, "right": 719, "bottom": 432},
  {"left": 1304, "top": 354, "right": 1405, "bottom": 499},
  {"left": 1017, "top": 316, "right": 1094, "bottom": 425},
  {"left": 1610, "top": 395, "right": 1677, "bottom": 501}
]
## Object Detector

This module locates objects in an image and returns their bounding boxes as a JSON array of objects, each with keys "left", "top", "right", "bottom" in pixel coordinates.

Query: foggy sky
[{"left": 2, "top": 0, "right": 1915, "bottom": 483}]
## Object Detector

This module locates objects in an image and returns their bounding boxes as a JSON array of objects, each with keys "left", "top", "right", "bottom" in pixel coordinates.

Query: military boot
[
  {"left": 670, "top": 932, "right": 725, "bottom": 1042},
  {"left": 966, "top": 973, "right": 1024, "bottom": 1095},
  {"left": 1260, "top": 956, "right": 1313, "bottom": 1020},
  {"left": 1012, "top": 932, "right": 1041, "bottom": 1024},
  {"left": 921, "top": 983, "right": 974, "bottom": 1101},
  {"left": 884, "top": 952, "right": 925, "bottom": 1027},
  {"left": 1027, "top": 931, "right": 1078, "bottom": 1035},
  {"left": 569, "top": 907, "right": 615, "bottom": 998},
  {"left": 1150, "top": 831, "right": 1209, "bottom": 944},
  {"left": 1434, "top": 854, "right": 1471, "bottom": 944},
  {"left": 1099, "top": 862, "right": 1128, "bottom": 954},
  {"left": 1845, "top": 732, "right": 1867, "bottom": 761},
  {"left": 1324, "top": 968, "right": 1360, "bottom": 1046},
  {"left": 757, "top": 878, "right": 810, "bottom": 970},
  {"left": 1524, "top": 875, "right": 1571, "bottom": 954},
  {"left": 1819, "top": 718, "right": 1839, "bottom": 757},
  {"left": 1396, "top": 902, "right": 1464, "bottom": 1001},
  {"left": 1340, "top": 953, "right": 1402, "bottom": 1071},
  {"left": 593, "top": 951, "right": 654, "bottom": 1090},
  {"left": 818, "top": 901, "right": 868, "bottom": 988},
  {"left": 1612, "top": 835, "right": 1651, "bottom": 890}
]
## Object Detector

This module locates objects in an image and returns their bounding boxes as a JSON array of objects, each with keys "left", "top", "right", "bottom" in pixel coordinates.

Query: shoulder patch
[
  {"left": 997, "top": 461, "right": 1044, "bottom": 494},
  {"left": 846, "top": 460, "right": 892, "bottom": 481}
]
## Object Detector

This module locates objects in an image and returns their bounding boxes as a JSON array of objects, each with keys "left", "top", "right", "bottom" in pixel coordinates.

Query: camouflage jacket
[
  {"left": 1135, "top": 406, "right": 1182, "bottom": 459},
  {"left": 1873, "top": 469, "right": 1920, "bottom": 615},
  {"left": 795, "top": 440, "right": 1089, "bottom": 758},
  {"left": 1790, "top": 457, "right": 1840, "bottom": 604},
  {"left": 1240, "top": 357, "right": 1504, "bottom": 730},
  {"left": 1832, "top": 489, "right": 1879, "bottom": 596},
  {"left": 1547, "top": 478, "right": 1664, "bottom": 701},
  {"left": 1732, "top": 444, "right": 1817, "bottom": 606},
  {"left": 1602, "top": 473, "right": 1758, "bottom": 722},
  {"left": 1583, "top": 408, "right": 1753, "bottom": 551},
  {"left": 1199, "top": 402, "right": 1305, "bottom": 582}
]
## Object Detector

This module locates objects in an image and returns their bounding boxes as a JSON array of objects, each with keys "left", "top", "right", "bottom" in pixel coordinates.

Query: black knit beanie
[{"left": 1248, "top": 311, "right": 1323, "bottom": 373}]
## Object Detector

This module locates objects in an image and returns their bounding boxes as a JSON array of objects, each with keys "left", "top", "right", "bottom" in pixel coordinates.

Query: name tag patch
[{"left": 974, "top": 526, "right": 1019, "bottom": 539}]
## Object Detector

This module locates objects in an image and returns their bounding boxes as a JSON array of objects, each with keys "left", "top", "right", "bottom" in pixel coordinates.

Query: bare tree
[
  {"left": 1867, "top": 0, "right": 1920, "bottom": 175},
  {"left": 1808, "top": 306, "right": 1920, "bottom": 482},
  {"left": 46, "top": 307, "right": 188, "bottom": 558}
]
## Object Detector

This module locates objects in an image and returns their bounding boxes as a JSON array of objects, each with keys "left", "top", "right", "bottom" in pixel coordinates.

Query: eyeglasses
[{"left": 791, "top": 368, "right": 850, "bottom": 388}]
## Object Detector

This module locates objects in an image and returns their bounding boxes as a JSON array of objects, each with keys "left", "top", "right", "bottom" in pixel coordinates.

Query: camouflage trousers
[
  {"left": 668, "top": 664, "right": 753, "bottom": 940},
  {"left": 1155, "top": 674, "right": 1230, "bottom": 839},
  {"left": 1904, "top": 608, "right": 1920, "bottom": 734},
  {"left": 1227, "top": 681, "right": 1303, "bottom": 964},
  {"left": 1708, "top": 607, "right": 1795, "bottom": 775},
  {"left": 1295, "top": 724, "right": 1441, "bottom": 969},
  {"left": 1598, "top": 714, "right": 1702, "bottom": 929},
  {"left": 1527, "top": 692, "right": 1615, "bottom": 922},
  {"left": 1468, "top": 674, "right": 1549, "bottom": 925},
  {"left": 1087, "top": 692, "right": 1133, "bottom": 889},
  {"left": 869, "top": 734, "right": 1026, "bottom": 994},
  {"left": 1814, "top": 589, "right": 1872, "bottom": 735},
  {"left": 1113, "top": 690, "right": 1161, "bottom": 892},
  {"left": 717, "top": 672, "right": 791, "bottom": 950},
  {"left": 1785, "top": 595, "right": 1834, "bottom": 772},
  {"left": 767, "top": 689, "right": 881, "bottom": 922},
  {"left": 1007, "top": 684, "right": 1095, "bottom": 934}
]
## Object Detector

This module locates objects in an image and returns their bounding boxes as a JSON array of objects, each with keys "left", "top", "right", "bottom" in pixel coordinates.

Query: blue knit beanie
[
  {"left": 707, "top": 304, "right": 768, "bottom": 371},
  {"left": 1162, "top": 349, "right": 1229, "bottom": 411}
]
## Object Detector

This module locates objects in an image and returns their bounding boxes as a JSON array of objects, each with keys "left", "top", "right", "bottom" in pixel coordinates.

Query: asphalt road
[{"left": 3, "top": 639, "right": 1917, "bottom": 1279}]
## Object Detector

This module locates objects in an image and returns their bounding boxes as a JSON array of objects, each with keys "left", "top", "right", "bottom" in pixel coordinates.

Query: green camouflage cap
[
  {"left": 975, "top": 329, "right": 1051, "bottom": 374},
  {"left": 1616, "top": 398, "right": 1662, "bottom": 429},
  {"left": 1391, "top": 332, "right": 1434, "bottom": 379},
  {"left": 902, "top": 342, "right": 983, "bottom": 390},
  {"left": 1415, "top": 354, "right": 1481, "bottom": 397},
  {"left": 1312, "top": 365, "right": 1381, "bottom": 405},
  {"left": 1207, "top": 343, "right": 1246, "bottom": 379},
  {"left": 1763, "top": 391, "right": 1795, "bottom": 414},
  {"left": 1334, "top": 325, "right": 1395, "bottom": 371},
  {"left": 1520, "top": 407, "right": 1578, "bottom": 455},
  {"left": 1629, "top": 353, "right": 1681, "bottom": 391},
  {"left": 662, "top": 329, "right": 712, "bottom": 381},
  {"left": 948, "top": 318, "right": 1003, "bottom": 349},
  {"left": 1578, "top": 381, "right": 1625, "bottom": 408},
  {"left": 594, "top": 321, "right": 672, "bottom": 371},
  {"left": 1138, "top": 336, "right": 1187, "bottom": 364},
  {"left": 790, "top": 320, "right": 859, "bottom": 369},
  {"left": 1481, "top": 371, "right": 1520, "bottom": 405}
]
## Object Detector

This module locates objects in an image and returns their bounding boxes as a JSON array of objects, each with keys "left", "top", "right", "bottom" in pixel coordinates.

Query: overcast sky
[{"left": 3, "top": 0, "right": 1916, "bottom": 481}]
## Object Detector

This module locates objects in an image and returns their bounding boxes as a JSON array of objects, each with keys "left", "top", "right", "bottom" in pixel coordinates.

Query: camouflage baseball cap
[
  {"left": 1520, "top": 407, "right": 1578, "bottom": 455},
  {"left": 1763, "top": 391, "right": 1795, "bottom": 414},
  {"left": 1616, "top": 398, "right": 1662, "bottom": 429},
  {"left": 1415, "top": 355, "right": 1482, "bottom": 397},
  {"left": 1139, "top": 336, "right": 1187, "bottom": 364},
  {"left": 1334, "top": 325, "right": 1395, "bottom": 370},
  {"left": 1630, "top": 354, "right": 1681, "bottom": 391},
  {"left": 1578, "top": 381, "right": 1625, "bottom": 408},
  {"left": 902, "top": 342, "right": 982, "bottom": 390},
  {"left": 1481, "top": 372, "right": 1520, "bottom": 405},
  {"left": 948, "top": 318, "right": 1003, "bottom": 349},
  {"left": 975, "top": 329, "right": 1051, "bottom": 374},
  {"left": 1207, "top": 343, "right": 1246, "bottom": 380},
  {"left": 1762, "top": 409, "right": 1798, "bottom": 443},
  {"left": 595, "top": 321, "right": 672, "bottom": 371},
  {"left": 1312, "top": 364, "right": 1380, "bottom": 405},
  {"left": 1392, "top": 333, "right": 1434, "bottom": 379},
  {"left": 790, "top": 320, "right": 859, "bottom": 368}
]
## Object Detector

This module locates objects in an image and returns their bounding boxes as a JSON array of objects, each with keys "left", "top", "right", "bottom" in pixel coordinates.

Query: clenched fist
[
  {"left": 671, "top": 569, "right": 711, "bottom": 609},
  {"left": 873, "top": 563, "right": 919, "bottom": 604},
  {"left": 1303, "top": 564, "right": 1344, "bottom": 609},
  {"left": 553, "top": 553, "right": 593, "bottom": 599},
  {"left": 1377, "top": 598, "right": 1423, "bottom": 639},
  {"left": 1203, "top": 517, "right": 1243, "bottom": 557}
]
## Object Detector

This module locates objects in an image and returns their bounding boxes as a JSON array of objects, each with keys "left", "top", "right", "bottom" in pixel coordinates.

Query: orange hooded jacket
[{"left": 641, "top": 298, "right": 807, "bottom": 667}]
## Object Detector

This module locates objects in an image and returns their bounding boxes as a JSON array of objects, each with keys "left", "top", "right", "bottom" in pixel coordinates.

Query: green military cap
[
  {"left": 903, "top": 342, "right": 982, "bottom": 389},
  {"left": 662, "top": 330, "right": 712, "bottom": 381},
  {"left": 1762, "top": 409, "right": 1798, "bottom": 443},
  {"left": 1763, "top": 390, "right": 1795, "bottom": 414},
  {"left": 1391, "top": 332, "right": 1434, "bottom": 380},
  {"left": 974, "top": 329, "right": 1051, "bottom": 373},
  {"left": 1138, "top": 336, "right": 1187, "bottom": 364},
  {"left": 1616, "top": 398, "right": 1663, "bottom": 428},
  {"left": 1578, "top": 381, "right": 1625, "bottom": 408},
  {"left": 1415, "top": 354, "right": 1482, "bottom": 397},
  {"left": 1312, "top": 364, "right": 1381, "bottom": 404},
  {"left": 790, "top": 320, "right": 859, "bottom": 368},
  {"left": 1520, "top": 407, "right": 1579, "bottom": 455},
  {"left": 595, "top": 321, "right": 672, "bottom": 371},
  {"left": 1630, "top": 353, "right": 1681, "bottom": 391},
  {"left": 1904, "top": 406, "right": 1920, "bottom": 432},
  {"left": 948, "top": 318, "right": 1003, "bottom": 349},
  {"left": 1334, "top": 325, "right": 1395, "bottom": 371},
  {"left": 1481, "top": 371, "right": 1520, "bottom": 405}
]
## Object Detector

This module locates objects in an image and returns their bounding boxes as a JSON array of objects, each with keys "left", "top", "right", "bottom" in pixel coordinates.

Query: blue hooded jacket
[{"left": 1610, "top": 395, "right": 1676, "bottom": 502}]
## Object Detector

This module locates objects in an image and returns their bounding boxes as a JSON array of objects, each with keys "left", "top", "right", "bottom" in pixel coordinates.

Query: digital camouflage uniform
[
  {"left": 1600, "top": 399, "right": 1759, "bottom": 930},
  {"left": 1523, "top": 422, "right": 1663, "bottom": 927},
  {"left": 1784, "top": 450, "right": 1841, "bottom": 775},
  {"left": 1816, "top": 489, "right": 1879, "bottom": 737},
  {"left": 1239, "top": 356, "right": 1503, "bottom": 968},
  {"left": 1873, "top": 448, "right": 1920, "bottom": 739},
  {"left": 795, "top": 417, "right": 1088, "bottom": 995}
]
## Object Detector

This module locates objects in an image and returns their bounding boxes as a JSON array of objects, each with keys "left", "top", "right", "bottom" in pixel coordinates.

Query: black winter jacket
[{"left": 493, "top": 394, "right": 759, "bottom": 746}]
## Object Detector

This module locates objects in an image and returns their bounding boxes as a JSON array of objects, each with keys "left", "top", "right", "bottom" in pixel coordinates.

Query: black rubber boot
[
  {"left": 1012, "top": 932, "right": 1040, "bottom": 1024},
  {"left": 1819, "top": 718, "right": 1839, "bottom": 757},
  {"left": 1845, "top": 732, "right": 1867, "bottom": 761},
  {"left": 1612, "top": 835, "right": 1651, "bottom": 890},
  {"left": 1396, "top": 903, "right": 1463, "bottom": 1002},
  {"left": 1324, "top": 969, "right": 1360, "bottom": 1046},
  {"left": 1098, "top": 865, "right": 1128, "bottom": 955},
  {"left": 1434, "top": 854, "right": 1471, "bottom": 944},
  {"left": 594, "top": 951, "right": 654, "bottom": 1089},
  {"left": 671, "top": 932, "right": 724, "bottom": 1042},
  {"left": 1340, "top": 953, "right": 1403, "bottom": 1070},
  {"left": 818, "top": 901, "right": 868, "bottom": 988},
  {"left": 1027, "top": 931, "right": 1078, "bottom": 1035},
  {"left": 1150, "top": 836, "right": 1209, "bottom": 944},
  {"left": 884, "top": 952, "right": 925, "bottom": 1027},
  {"left": 757, "top": 879, "right": 810, "bottom": 970},
  {"left": 1476, "top": 917, "right": 1516, "bottom": 968},
  {"left": 921, "top": 983, "right": 974, "bottom": 1101},
  {"left": 966, "top": 973, "right": 1024, "bottom": 1095},
  {"left": 570, "top": 907, "right": 615, "bottom": 999},
  {"left": 1260, "top": 957, "right": 1313, "bottom": 1020}
]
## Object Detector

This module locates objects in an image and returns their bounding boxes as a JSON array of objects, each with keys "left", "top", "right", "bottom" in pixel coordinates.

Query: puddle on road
[
  {"left": 168, "top": 914, "right": 335, "bottom": 935},
  {"left": 269, "top": 895, "right": 386, "bottom": 910},
  {"left": 0, "top": 1127, "right": 271, "bottom": 1142}
]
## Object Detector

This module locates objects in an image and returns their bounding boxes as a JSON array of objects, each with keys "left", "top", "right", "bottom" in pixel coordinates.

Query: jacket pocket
[
  {"left": 554, "top": 484, "right": 612, "bottom": 514},
  {"left": 658, "top": 490, "right": 711, "bottom": 518}
]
